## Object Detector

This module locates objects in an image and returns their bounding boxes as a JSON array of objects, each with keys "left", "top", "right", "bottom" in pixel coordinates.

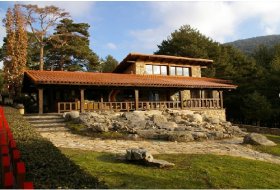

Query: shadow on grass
[
  {"left": 3, "top": 107, "right": 106, "bottom": 189},
  {"left": 17, "top": 138, "right": 107, "bottom": 189}
]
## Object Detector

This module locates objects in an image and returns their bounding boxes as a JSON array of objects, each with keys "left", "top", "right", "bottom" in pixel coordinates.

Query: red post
[
  {"left": 23, "top": 182, "right": 34, "bottom": 189},
  {"left": 16, "top": 162, "right": 26, "bottom": 188},
  {"left": 4, "top": 172, "right": 14, "bottom": 188},
  {"left": 9, "top": 139, "right": 16, "bottom": 150}
]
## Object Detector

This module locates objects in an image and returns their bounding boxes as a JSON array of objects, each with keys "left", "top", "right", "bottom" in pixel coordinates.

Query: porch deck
[{"left": 57, "top": 98, "right": 222, "bottom": 113}]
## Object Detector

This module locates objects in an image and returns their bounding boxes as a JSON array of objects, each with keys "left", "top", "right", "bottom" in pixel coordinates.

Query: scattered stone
[
  {"left": 125, "top": 148, "right": 174, "bottom": 168},
  {"left": 146, "top": 159, "right": 175, "bottom": 168},
  {"left": 126, "top": 148, "right": 153, "bottom": 161},
  {"left": 243, "top": 133, "right": 277, "bottom": 146}
]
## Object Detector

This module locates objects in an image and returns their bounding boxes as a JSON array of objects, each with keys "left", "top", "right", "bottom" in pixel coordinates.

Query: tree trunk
[{"left": 39, "top": 44, "right": 44, "bottom": 70}]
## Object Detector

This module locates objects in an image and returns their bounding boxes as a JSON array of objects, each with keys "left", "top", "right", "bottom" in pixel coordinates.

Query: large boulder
[
  {"left": 89, "top": 123, "right": 109, "bottom": 132},
  {"left": 125, "top": 148, "right": 174, "bottom": 168},
  {"left": 126, "top": 148, "right": 153, "bottom": 162},
  {"left": 209, "top": 117, "right": 220, "bottom": 125},
  {"left": 152, "top": 114, "right": 167, "bottom": 126},
  {"left": 123, "top": 111, "right": 146, "bottom": 121},
  {"left": 63, "top": 111, "right": 80, "bottom": 121},
  {"left": 168, "top": 132, "right": 194, "bottom": 142},
  {"left": 156, "top": 121, "right": 178, "bottom": 131},
  {"left": 192, "top": 131, "right": 208, "bottom": 141},
  {"left": 187, "top": 113, "right": 203, "bottom": 123},
  {"left": 243, "top": 133, "right": 277, "bottom": 146}
]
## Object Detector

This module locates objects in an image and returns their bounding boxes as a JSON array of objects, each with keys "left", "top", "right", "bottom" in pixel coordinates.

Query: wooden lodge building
[{"left": 22, "top": 53, "right": 237, "bottom": 120}]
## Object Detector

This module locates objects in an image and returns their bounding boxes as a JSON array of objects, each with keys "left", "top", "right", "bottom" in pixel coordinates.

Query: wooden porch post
[
  {"left": 80, "top": 89, "right": 85, "bottom": 113},
  {"left": 135, "top": 89, "right": 139, "bottom": 110},
  {"left": 180, "top": 90, "right": 184, "bottom": 109},
  {"left": 219, "top": 91, "right": 223, "bottom": 108},
  {"left": 100, "top": 94, "right": 104, "bottom": 110},
  {"left": 38, "top": 88, "right": 43, "bottom": 114}
]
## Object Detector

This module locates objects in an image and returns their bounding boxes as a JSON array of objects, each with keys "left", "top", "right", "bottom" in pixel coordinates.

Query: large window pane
[
  {"left": 204, "top": 90, "right": 213, "bottom": 98},
  {"left": 161, "top": 66, "right": 167, "bottom": 75},
  {"left": 191, "top": 90, "right": 200, "bottom": 98},
  {"left": 145, "top": 64, "right": 153, "bottom": 74},
  {"left": 176, "top": 67, "right": 183, "bottom": 76},
  {"left": 183, "top": 67, "right": 190, "bottom": 76},
  {"left": 170, "top": 66, "right": 176, "bottom": 75},
  {"left": 153, "top": 65, "right": 160, "bottom": 74}
]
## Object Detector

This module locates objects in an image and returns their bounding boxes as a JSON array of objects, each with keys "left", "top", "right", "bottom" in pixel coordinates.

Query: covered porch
[
  {"left": 22, "top": 70, "right": 236, "bottom": 114},
  {"left": 38, "top": 86, "right": 224, "bottom": 113}
]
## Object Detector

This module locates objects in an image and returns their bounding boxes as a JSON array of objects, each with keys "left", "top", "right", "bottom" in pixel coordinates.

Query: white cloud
[
  {"left": 106, "top": 42, "right": 117, "bottom": 50},
  {"left": 129, "top": 1, "right": 280, "bottom": 53},
  {"left": 21, "top": 1, "right": 96, "bottom": 19}
]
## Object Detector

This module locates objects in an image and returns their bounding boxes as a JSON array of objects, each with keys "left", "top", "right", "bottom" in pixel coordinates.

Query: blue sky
[{"left": 1, "top": 1, "right": 280, "bottom": 63}]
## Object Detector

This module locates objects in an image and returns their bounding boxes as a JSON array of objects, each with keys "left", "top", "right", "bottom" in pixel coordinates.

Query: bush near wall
[{"left": 3, "top": 107, "right": 105, "bottom": 189}]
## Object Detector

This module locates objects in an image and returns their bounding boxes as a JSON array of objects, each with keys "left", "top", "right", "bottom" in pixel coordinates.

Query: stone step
[
  {"left": 24, "top": 115, "right": 63, "bottom": 120},
  {"left": 28, "top": 119, "right": 65, "bottom": 124},
  {"left": 36, "top": 126, "right": 70, "bottom": 132},
  {"left": 31, "top": 122, "right": 66, "bottom": 128}
]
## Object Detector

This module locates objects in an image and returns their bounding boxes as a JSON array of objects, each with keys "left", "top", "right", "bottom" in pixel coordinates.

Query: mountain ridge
[{"left": 224, "top": 35, "right": 280, "bottom": 55}]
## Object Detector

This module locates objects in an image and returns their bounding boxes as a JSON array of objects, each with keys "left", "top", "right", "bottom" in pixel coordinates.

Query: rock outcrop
[
  {"left": 243, "top": 133, "right": 277, "bottom": 146},
  {"left": 72, "top": 109, "right": 246, "bottom": 142}
]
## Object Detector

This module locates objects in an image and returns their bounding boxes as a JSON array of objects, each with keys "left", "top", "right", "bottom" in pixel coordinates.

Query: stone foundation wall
[
  {"left": 191, "top": 66, "right": 201, "bottom": 77},
  {"left": 135, "top": 61, "right": 145, "bottom": 74},
  {"left": 237, "top": 124, "right": 280, "bottom": 136},
  {"left": 190, "top": 109, "right": 226, "bottom": 121}
]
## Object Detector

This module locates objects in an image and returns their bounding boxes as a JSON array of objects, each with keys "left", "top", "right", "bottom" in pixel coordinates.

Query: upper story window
[
  {"left": 145, "top": 65, "right": 153, "bottom": 74},
  {"left": 145, "top": 64, "right": 167, "bottom": 75},
  {"left": 170, "top": 66, "right": 191, "bottom": 76}
]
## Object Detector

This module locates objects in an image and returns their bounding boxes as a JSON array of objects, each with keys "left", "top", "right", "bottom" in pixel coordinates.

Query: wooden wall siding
[{"left": 123, "top": 62, "right": 137, "bottom": 74}]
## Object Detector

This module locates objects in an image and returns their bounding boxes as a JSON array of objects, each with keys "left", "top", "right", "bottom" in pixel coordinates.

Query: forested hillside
[
  {"left": 156, "top": 25, "right": 280, "bottom": 127},
  {"left": 225, "top": 35, "right": 280, "bottom": 55}
]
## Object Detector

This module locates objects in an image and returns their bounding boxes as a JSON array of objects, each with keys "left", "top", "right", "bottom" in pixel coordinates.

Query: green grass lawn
[
  {"left": 251, "top": 134, "right": 280, "bottom": 157},
  {"left": 61, "top": 148, "right": 280, "bottom": 189}
]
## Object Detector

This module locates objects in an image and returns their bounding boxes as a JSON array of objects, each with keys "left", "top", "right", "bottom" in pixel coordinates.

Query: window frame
[
  {"left": 169, "top": 66, "right": 192, "bottom": 76},
  {"left": 145, "top": 64, "right": 168, "bottom": 75}
]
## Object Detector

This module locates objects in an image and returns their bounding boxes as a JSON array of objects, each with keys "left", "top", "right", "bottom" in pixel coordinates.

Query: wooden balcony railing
[
  {"left": 57, "top": 98, "right": 222, "bottom": 113},
  {"left": 184, "top": 98, "right": 221, "bottom": 109},
  {"left": 58, "top": 102, "right": 80, "bottom": 113}
]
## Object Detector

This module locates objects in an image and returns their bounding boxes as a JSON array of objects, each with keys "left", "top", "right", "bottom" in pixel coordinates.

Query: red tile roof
[
  {"left": 114, "top": 53, "right": 213, "bottom": 73},
  {"left": 24, "top": 70, "right": 237, "bottom": 89}
]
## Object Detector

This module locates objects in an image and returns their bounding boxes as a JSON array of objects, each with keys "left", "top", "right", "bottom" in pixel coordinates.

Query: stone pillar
[
  {"left": 135, "top": 89, "right": 139, "bottom": 110},
  {"left": 38, "top": 88, "right": 43, "bottom": 114},
  {"left": 180, "top": 90, "right": 184, "bottom": 109},
  {"left": 80, "top": 89, "right": 85, "bottom": 113}
]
